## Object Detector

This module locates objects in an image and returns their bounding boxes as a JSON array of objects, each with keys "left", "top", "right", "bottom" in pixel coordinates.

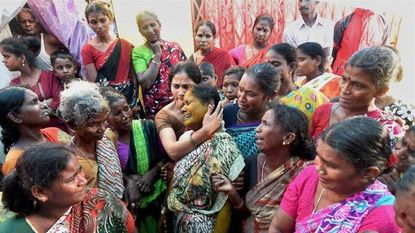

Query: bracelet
[
  {"left": 151, "top": 60, "right": 161, "bottom": 65},
  {"left": 189, "top": 132, "right": 198, "bottom": 147},
  {"left": 234, "top": 200, "right": 244, "bottom": 209}
]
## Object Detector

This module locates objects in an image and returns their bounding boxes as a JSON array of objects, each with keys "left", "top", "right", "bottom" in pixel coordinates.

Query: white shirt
[{"left": 283, "top": 14, "right": 334, "bottom": 55}]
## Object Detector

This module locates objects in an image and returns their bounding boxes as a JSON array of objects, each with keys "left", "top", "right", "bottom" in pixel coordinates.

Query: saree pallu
[
  {"left": 229, "top": 44, "right": 270, "bottom": 68},
  {"left": 245, "top": 157, "right": 306, "bottom": 233},
  {"left": 298, "top": 73, "right": 341, "bottom": 100},
  {"left": 226, "top": 122, "right": 260, "bottom": 159},
  {"left": 295, "top": 181, "right": 395, "bottom": 233},
  {"left": 126, "top": 119, "right": 167, "bottom": 233},
  {"left": 167, "top": 131, "right": 245, "bottom": 233}
]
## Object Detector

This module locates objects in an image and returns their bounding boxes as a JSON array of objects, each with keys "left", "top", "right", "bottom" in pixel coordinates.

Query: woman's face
[
  {"left": 171, "top": 72, "right": 195, "bottom": 109},
  {"left": 223, "top": 74, "right": 240, "bottom": 101},
  {"left": 295, "top": 49, "right": 319, "bottom": 77},
  {"left": 195, "top": 25, "right": 214, "bottom": 51},
  {"left": 107, "top": 98, "right": 132, "bottom": 133},
  {"left": 395, "top": 130, "right": 415, "bottom": 173},
  {"left": 138, "top": 15, "right": 161, "bottom": 43},
  {"left": 43, "top": 154, "right": 88, "bottom": 208},
  {"left": 314, "top": 140, "right": 367, "bottom": 195},
  {"left": 52, "top": 58, "right": 77, "bottom": 83},
  {"left": 181, "top": 90, "right": 207, "bottom": 130},
  {"left": 265, "top": 50, "right": 292, "bottom": 85},
  {"left": 256, "top": 109, "right": 285, "bottom": 153},
  {"left": 0, "top": 48, "right": 22, "bottom": 72},
  {"left": 75, "top": 109, "right": 109, "bottom": 141},
  {"left": 252, "top": 20, "right": 272, "bottom": 45},
  {"left": 339, "top": 66, "right": 379, "bottom": 111},
  {"left": 238, "top": 74, "right": 269, "bottom": 115},
  {"left": 87, "top": 12, "right": 111, "bottom": 37},
  {"left": 15, "top": 90, "right": 50, "bottom": 126}
]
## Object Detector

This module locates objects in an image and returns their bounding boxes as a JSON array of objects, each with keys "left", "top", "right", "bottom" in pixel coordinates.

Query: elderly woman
[
  {"left": 213, "top": 103, "right": 315, "bottom": 233},
  {"left": 0, "top": 87, "right": 69, "bottom": 175},
  {"left": 82, "top": 1, "right": 137, "bottom": 108},
  {"left": 310, "top": 47, "right": 403, "bottom": 147},
  {"left": 0, "top": 143, "right": 135, "bottom": 232},
  {"left": 132, "top": 10, "right": 186, "bottom": 119},
  {"left": 269, "top": 117, "right": 400, "bottom": 233},
  {"left": 223, "top": 63, "right": 280, "bottom": 158},
  {"left": 230, "top": 15, "right": 274, "bottom": 68},
  {"left": 295, "top": 42, "right": 340, "bottom": 100},
  {"left": 167, "top": 85, "right": 245, "bottom": 233},
  {"left": 59, "top": 81, "right": 124, "bottom": 199},
  {"left": 189, "top": 20, "right": 235, "bottom": 88}
]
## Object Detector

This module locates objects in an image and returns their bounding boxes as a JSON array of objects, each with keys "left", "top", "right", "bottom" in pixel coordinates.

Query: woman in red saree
[
  {"left": 230, "top": 15, "right": 274, "bottom": 69},
  {"left": 189, "top": 20, "right": 235, "bottom": 89},
  {"left": 82, "top": 1, "right": 138, "bottom": 109}
]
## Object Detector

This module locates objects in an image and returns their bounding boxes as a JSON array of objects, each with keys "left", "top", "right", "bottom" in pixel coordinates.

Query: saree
[
  {"left": 82, "top": 39, "right": 138, "bottom": 107},
  {"left": 297, "top": 73, "right": 341, "bottom": 100},
  {"left": 0, "top": 189, "right": 135, "bottom": 233},
  {"left": 132, "top": 40, "right": 186, "bottom": 119},
  {"left": 229, "top": 44, "right": 269, "bottom": 68},
  {"left": 245, "top": 157, "right": 306, "bottom": 233},
  {"left": 125, "top": 119, "right": 167, "bottom": 233},
  {"left": 167, "top": 131, "right": 245, "bottom": 233}
]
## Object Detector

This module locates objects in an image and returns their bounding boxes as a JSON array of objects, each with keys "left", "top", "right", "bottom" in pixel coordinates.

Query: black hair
[
  {"left": 169, "top": 61, "right": 202, "bottom": 84},
  {"left": 253, "top": 14, "right": 275, "bottom": 31},
  {"left": 395, "top": 166, "right": 415, "bottom": 195},
  {"left": 268, "top": 43, "right": 297, "bottom": 65},
  {"left": 0, "top": 37, "right": 39, "bottom": 67},
  {"left": 320, "top": 116, "right": 392, "bottom": 174},
  {"left": 50, "top": 49, "right": 76, "bottom": 67},
  {"left": 199, "top": 62, "right": 216, "bottom": 78},
  {"left": 100, "top": 86, "right": 126, "bottom": 107},
  {"left": 267, "top": 103, "right": 315, "bottom": 160},
  {"left": 85, "top": 0, "right": 114, "bottom": 22},
  {"left": 2, "top": 143, "right": 73, "bottom": 215},
  {"left": 195, "top": 20, "right": 216, "bottom": 36},
  {"left": 223, "top": 66, "right": 246, "bottom": 81},
  {"left": 0, "top": 87, "right": 26, "bottom": 153},
  {"left": 245, "top": 62, "right": 281, "bottom": 96},
  {"left": 190, "top": 85, "right": 220, "bottom": 112},
  {"left": 346, "top": 46, "right": 401, "bottom": 90},
  {"left": 297, "top": 42, "right": 326, "bottom": 72}
]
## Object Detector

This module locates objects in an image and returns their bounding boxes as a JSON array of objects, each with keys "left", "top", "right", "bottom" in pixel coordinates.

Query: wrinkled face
[
  {"left": 314, "top": 140, "right": 366, "bottom": 195},
  {"left": 75, "top": 109, "right": 109, "bottom": 141},
  {"left": 395, "top": 131, "right": 415, "bottom": 173},
  {"left": 339, "top": 66, "right": 379, "bottom": 111},
  {"left": 298, "top": 0, "right": 318, "bottom": 17},
  {"left": 18, "top": 11, "right": 41, "bottom": 36},
  {"left": 265, "top": 50, "right": 293, "bottom": 85},
  {"left": 14, "top": 90, "right": 50, "bottom": 127},
  {"left": 295, "top": 49, "right": 319, "bottom": 77},
  {"left": 237, "top": 74, "right": 268, "bottom": 115},
  {"left": 195, "top": 25, "right": 214, "bottom": 51},
  {"left": 43, "top": 154, "right": 88, "bottom": 208},
  {"left": 87, "top": 12, "right": 111, "bottom": 37},
  {"left": 0, "top": 49, "right": 22, "bottom": 72},
  {"left": 107, "top": 98, "right": 132, "bottom": 133},
  {"left": 171, "top": 72, "right": 195, "bottom": 109},
  {"left": 52, "top": 58, "right": 77, "bottom": 83},
  {"left": 256, "top": 109, "right": 285, "bottom": 152},
  {"left": 252, "top": 20, "right": 272, "bottom": 45},
  {"left": 138, "top": 15, "right": 161, "bottom": 43},
  {"left": 181, "top": 91, "right": 208, "bottom": 130},
  {"left": 395, "top": 190, "right": 415, "bottom": 233},
  {"left": 222, "top": 74, "right": 240, "bottom": 101}
]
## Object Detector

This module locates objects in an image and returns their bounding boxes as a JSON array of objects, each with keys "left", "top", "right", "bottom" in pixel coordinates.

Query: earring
[{"left": 21, "top": 59, "right": 25, "bottom": 67}]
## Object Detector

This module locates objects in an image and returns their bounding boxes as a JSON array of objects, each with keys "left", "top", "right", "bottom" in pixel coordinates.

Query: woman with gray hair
[
  {"left": 132, "top": 10, "right": 186, "bottom": 119},
  {"left": 310, "top": 46, "right": 403, "bottom": 148},
  {"left": 59, "top": 80, "right": 124, "bottom": 199}
]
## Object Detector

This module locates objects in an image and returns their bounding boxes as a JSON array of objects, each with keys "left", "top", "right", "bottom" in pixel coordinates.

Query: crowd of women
[{"left": 0, "top": 0, "right": 415, "bottom": 233}]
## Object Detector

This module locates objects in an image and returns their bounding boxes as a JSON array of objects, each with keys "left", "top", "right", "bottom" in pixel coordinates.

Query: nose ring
[{"left": 319, "top": 170, "right": 325, "bottom": 175}]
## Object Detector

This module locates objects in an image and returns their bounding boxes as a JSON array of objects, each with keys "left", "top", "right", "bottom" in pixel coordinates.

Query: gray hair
[
  {"left": 346, "top": 46, "right": 401, "bottom": 90},
  {"left": 136, "top": 10, "right": 160, "bottom": 29},
  {"left": 58, "top": 81, "right": 109, "bottom": 127}
]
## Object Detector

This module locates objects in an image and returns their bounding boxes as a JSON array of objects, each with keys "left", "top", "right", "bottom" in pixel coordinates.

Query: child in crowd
[
  {"left": 222, "top": 66, "right": 245, "bottom": 104},
  {"left": 50, "top": 49, "right": 80, "bottom": 89},
  {"left": 199, "top": 62, "right": 218, "bottom": 87},
  {"left": 395, "top": 167, "right": 415, "bottom": 233}
]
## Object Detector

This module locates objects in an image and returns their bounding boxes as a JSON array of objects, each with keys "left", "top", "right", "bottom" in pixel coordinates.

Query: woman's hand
[
  {"left": 232, "top": 171, "right": 244, "bottom": 191},
  {"left": 149, "top": 41, "right": 162, "bottom": 56},
  {"left": 126, "top": 178, "right": 141, "bottom": 214},
  {"left": 138, "top": 167, "right": 159, "bottom": 193},
  {"left": 160, "top": 162, "right": 174, "bottom": 182},
  {"left": 202, "top": 102, "right": 223, "bottom": 135},
  {"left": 211, "top": 172, "right": 234, "bottom": 194}
]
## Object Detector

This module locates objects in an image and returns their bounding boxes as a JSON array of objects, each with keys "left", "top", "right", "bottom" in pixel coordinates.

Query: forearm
[{"left": 137, "top": 54, "right": 161, "bottom": 90}]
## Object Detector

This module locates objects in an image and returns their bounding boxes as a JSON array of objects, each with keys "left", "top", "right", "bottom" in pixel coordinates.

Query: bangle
[
  {"left": 234, "top": 200, "right": 244, "bottom": 209},
  {"left": 151, "top": 60, "right": 161, "bottom": 65},
  {"left": 189, "top": 132, "right": 198, "bottom": 147}
]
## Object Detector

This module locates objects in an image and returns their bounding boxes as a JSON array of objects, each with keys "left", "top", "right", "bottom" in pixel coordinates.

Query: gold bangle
[{"left": 189, "top": 132, "right": 198, "bottom": 147}]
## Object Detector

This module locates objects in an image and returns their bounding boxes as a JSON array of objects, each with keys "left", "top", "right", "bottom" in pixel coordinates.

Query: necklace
[
  {"left": 236, "top": 110, "right": 246, "bottom": 124},
  {"left": 70, "top": 138, "right": 96, "bottom": 171},
  {"left": 260, "top": 158, "right": 267, "bottom": 181},
  {"left": 312, "top": 187, "right": 326, "bottom": 213}
]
